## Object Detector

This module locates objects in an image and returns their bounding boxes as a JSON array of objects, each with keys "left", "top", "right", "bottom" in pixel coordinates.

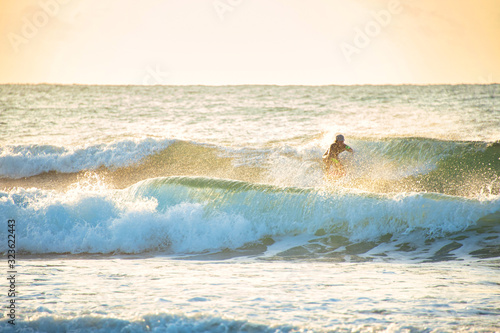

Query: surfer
[{"left": 323, "top": 134, "right": 354, "bottom": 177}]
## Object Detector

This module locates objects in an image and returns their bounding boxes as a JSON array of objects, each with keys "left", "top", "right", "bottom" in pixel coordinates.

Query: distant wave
[
  {"left": 0, "top": 138, "right": 174, "bottom": 179},
  {"left": 0, "top": 313, "right": 294, "bottom": 333},
  {"left": 2, "top": 137, "right": 498, "bottom": 198},
  {"left": 1, "top": 176, "right": 498, "bottom": 259}
]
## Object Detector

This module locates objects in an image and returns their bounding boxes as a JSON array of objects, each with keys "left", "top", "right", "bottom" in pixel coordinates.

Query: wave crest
[{"left": 0, "top": 138, "right": 174, "bottom": 179}]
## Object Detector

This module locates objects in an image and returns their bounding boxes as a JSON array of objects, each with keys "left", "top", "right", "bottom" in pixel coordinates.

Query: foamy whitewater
[{"left": 1, "top": 84, "right": 499, "bottom": 332}]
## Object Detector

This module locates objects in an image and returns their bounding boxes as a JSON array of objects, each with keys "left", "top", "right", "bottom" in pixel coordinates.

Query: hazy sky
[{"left": 1, "top": 0, "right": 499, "bottom": 85}]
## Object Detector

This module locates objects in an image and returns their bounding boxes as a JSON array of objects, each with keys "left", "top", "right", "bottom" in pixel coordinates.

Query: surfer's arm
[
  {"left": 345, "top": 145, "right": 354, "bottom": 153},
  {"left": 322, "top": 148, "right": 330, "bottom": 159}
]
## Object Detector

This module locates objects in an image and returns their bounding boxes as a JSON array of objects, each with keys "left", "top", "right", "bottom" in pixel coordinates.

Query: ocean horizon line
[{"left": 1, "top": 82, "right": 498, "bottom": 87}]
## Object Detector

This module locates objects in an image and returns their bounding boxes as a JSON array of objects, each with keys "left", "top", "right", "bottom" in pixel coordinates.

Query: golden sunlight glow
[{"left": 0, "top": 0, "right": 499, "bottom": 85}]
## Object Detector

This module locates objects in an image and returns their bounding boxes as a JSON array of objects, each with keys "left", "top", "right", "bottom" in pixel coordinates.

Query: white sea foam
[
  {"left": 1, "top": 177, "right": 498, "bottom": 255},
  {"left": 4, "top": 260, "right": 500, "bottom": 332},
  {"left": 0, "top": 313, "right": 291, "bottom": 333},
  {"left": 0, "top": 138, "right": 174, "bottom": 178}
]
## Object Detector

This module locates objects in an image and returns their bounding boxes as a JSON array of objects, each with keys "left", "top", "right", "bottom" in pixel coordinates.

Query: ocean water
[{"left": 1, "top": 84, "right": 499, "bottom": 332}]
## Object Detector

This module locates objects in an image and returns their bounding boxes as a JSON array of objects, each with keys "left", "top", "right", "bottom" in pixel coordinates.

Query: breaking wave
[{"left": 1, "top": 176, "right": 498, "bottom": 261}]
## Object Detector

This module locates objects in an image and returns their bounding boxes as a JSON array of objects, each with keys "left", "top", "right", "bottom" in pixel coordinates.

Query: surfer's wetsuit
[{"left": 323, "top": 142, "right": 353, "bottom": 169}]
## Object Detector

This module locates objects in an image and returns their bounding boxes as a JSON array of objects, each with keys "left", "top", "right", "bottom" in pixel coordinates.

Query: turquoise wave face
[
  {"left": 2, "top": 176, "right": 499, "bottom": 260},
  {"left": 346, "top": 138, "right": 500, "bottom": 197}
]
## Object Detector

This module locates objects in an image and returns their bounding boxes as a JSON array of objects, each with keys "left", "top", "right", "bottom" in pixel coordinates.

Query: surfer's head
[{"left": 335, "top": 134, "right": 345, "bottom": 142}]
